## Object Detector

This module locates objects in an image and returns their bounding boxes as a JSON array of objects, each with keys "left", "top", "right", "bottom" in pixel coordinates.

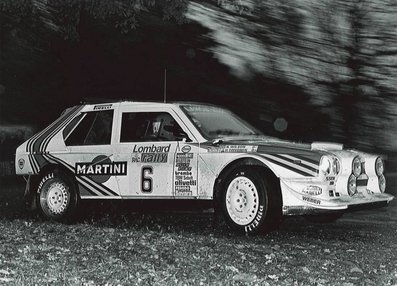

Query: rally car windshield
[{"left": 180, "top": 104, "right": 263, "bottom": 139}]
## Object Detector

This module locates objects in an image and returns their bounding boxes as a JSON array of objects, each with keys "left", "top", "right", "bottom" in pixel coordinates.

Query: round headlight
[
  {"left": 320, "top": 156, "right": 332, "bottom": 175},
  {"left": 333, "top": 158, "right": 341, "bottom": 175},
  {"left": 378, "top": 174, "right": 386, "bottom": 192},
  {"left": 375, "top": 157, "right": 384, "bottom": 176},
  {"left": 347, "top": 174, "right": 357, "bottom": 196},
  {"left": 352, "top": 156, "right": 362, "bottom": 177}
]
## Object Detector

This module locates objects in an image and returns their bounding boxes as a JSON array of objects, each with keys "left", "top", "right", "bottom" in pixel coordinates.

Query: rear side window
[
  {"left": 63, "top": 114, "right": 84, "bottom": 140},
  {"left": 65, "top": 110, "right": 113, "bottom": 146}
]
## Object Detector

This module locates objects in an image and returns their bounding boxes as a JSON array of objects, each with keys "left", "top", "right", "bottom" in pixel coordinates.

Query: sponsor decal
[
  {"left": 326, "top": 176, "right": 335, "bottom": 181},
  {"left": 75, "top": 155, "right": 127, "bottom": 183},
  {"left": 131, "top": 154, "right": 141, "bottom": 163},
  {"left": 132, "top": 144, "right": 170, "bottom": 163},
  {"left": 175, "top": 180, "right": 197, "bottom": 186},
  {"left": 133, "top": 144, "right": 171, "bottom": 153},
  {"left": 302, "top": 196, "right": 321, "bottom": 205},
  {"left": 141, "top": 153, "right": 168, "bottom": 163},
  {"left": 93, "top": 104, "right": 112, "bottom": 110},
  {"left": 181, "top": 145, "right": 191, "bottom": 153},
  {"left": 175, "top": 152, "right": 197, "bottom": 195},
  {"left": 175, "top": 188, "right": 193, "bottom": 196},
  {"left": 244, "top": 205, "right": 264, "bottom": 233},
  {"left": 302, "top": 185, "right": 322, "bottom": 196},
  {"left": 175, "top": 153, "right": 193, "bottom": 171},
  {"left": 37, "top": 172, "right": 54, "bottom": 193},
  {"left": 18, "top": 158, "right": 25, "bottom": 170}
]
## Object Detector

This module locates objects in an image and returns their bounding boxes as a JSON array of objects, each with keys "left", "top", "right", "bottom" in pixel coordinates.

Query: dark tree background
[{"left": 1, "top": 0, "right": 396, "bottom": 163}]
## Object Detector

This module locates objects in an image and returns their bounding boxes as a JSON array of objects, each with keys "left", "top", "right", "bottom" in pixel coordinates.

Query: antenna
[{"left": 163, "top": 68, "right": 167, "bottom": 103}]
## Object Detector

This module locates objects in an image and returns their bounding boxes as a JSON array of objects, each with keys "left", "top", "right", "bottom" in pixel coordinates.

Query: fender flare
[
  {"left": 213, "top": 154, "right": 281, "bottom": 200},
  {"left": 24, "top": 163, "right": 79, "bottom": 210}
]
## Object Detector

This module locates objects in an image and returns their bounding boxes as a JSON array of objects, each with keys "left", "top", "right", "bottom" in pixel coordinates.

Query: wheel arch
[
  {"left": 213, "top": 156, "right": 282, "bottom": 202},
  {"left": 213, "top": 156, "right": 284, "bottom": 233},
  {"left": 28, "top": 162, "right": 79, "bottom": 195}
]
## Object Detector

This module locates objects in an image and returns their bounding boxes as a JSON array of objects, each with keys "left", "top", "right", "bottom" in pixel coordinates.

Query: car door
[
  {"left": 114, "top": 105, "right": 198, "bottom": 198},
  {"left": 62, "top": 107, "right": 122, "bottom": 198}
]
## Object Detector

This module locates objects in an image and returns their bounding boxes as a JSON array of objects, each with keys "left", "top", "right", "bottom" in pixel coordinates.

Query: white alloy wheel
[
  {"left": 225, "top": 176, "right": 259, "bottom": 225},
  {"left": 41, "top": 182, "right": 70, "bottom": 215},
  {"left": 37, "top": 171, "right": 79, "bottom": 221}
]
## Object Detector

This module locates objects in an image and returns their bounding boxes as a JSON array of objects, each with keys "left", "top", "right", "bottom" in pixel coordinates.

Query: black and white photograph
[{"left": 0, "top": 0, "right": 396, "bottom": 285}]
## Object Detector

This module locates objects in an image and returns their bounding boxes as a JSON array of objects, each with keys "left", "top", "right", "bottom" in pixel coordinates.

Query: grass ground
[{"left": 0, "top": 175, "right": 396, "bottom": 285}]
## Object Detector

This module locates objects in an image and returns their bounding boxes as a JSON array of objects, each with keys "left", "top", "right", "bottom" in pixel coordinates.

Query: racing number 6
[{"left": 141, "top": 166, "right": 153, "bottom": 193}]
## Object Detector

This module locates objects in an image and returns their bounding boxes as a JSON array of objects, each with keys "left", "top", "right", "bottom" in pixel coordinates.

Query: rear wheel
[
  {"left": 219, "top": 167, "right": 281, "bottom": 235},
  {"left": 36, "top": 171, "right": 79, "bottom": 221}
]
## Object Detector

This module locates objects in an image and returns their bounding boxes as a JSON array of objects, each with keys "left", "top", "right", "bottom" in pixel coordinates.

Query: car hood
[{"left": 204, "top": 136, "right": 345, "bottom": 164}]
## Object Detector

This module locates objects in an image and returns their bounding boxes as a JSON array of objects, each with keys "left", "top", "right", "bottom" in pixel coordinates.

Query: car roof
[{"left": 82, "top": 100, "right": 222, "bottom": 108}]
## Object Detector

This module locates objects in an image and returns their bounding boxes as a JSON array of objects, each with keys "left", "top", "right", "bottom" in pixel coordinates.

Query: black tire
[
  {"left": 219, "top": 167, "right": 281, "bottom": 235},
  {"left": 36, "top": 171, "right": 79, "bottom": 221},
  {"left": 304, "top": 213, "right": 343, "bottom": 223}
]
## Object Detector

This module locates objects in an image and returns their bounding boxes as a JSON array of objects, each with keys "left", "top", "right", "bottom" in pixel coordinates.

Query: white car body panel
[{"left": 15, "top": 101, "right": 394, "bottom": 215}]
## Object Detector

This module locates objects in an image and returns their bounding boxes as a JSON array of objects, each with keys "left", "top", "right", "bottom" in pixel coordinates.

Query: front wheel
[
  {"left": 220, "top": 167, "right": 281, "bottom": 235},
  {"left": 36, "top": 171, "right": 79, "bottom": 221}
]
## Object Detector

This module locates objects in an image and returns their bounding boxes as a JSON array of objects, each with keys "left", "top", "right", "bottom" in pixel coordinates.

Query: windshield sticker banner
[
  {"left": 208, "top": 145, "right": 258, "bottom": 153},
  {"left": 132, "top": 144, "right": 170, "bottom": 163},
  {"left": 175, "top": 152, "right": 196, "bottom": 196},
  {"left": 183, "top": 105, "right": 221, "bottom": 113}
]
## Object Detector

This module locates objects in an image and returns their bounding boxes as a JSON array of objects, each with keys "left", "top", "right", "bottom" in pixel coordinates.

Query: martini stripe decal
[
  {"left": 277, "top": 154, "right": 319, "bottom": 173},
  {"left": 39, "top": 106, "right": 83, "bottom": 153},
  {"left": 45, "top": 153, "right": 120, "bottom": 197},
  {"left": 27, "top": 106, "right": 83, "bottom": 174},
  {"left": 288, "top": 154, "right": 320, "bottom": 166},
  {"left": 40, "top": 108, "right": 80, "bottom": 152},
  {"left": 43, "top": 154, "right": 107, "bottom": 196},
  {"left": 259, "top": 154, "right": 318, "bottom": 177}
]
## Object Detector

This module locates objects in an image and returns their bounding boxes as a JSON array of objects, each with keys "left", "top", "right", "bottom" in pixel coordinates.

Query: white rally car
[{"left": 15, "top": 101, "right": 394, "bottom": 234}]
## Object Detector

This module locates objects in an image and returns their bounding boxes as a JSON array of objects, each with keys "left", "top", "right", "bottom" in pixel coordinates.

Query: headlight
[
  {"left": 352, "top": 156, "right": 362, "bottom": 177},
  {"left": 333, "top": 158, "right": 341, "bottom": 175},
  {"left": 375, "top": 157, "right": 384, "bottom": 176},
  {"left": 347, "top": 174, "right": 357, "bottom": 196},
  {"left": 320, "top": 156, "right": 332, "bottom": 175},
  {"left": 379, "top": 174, "right": 386, "bottom": 192}
]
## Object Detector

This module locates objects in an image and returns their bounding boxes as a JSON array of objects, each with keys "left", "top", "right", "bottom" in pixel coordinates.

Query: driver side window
[{"left": 120, "top": 112, "right": 186, "bottom": 142}]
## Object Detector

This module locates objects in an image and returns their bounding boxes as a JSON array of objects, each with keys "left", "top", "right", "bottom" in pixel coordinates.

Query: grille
[
  {"left": 361, "top": 162, "right": 366, "bottom": 174},
  {"left": 357, "top": 162, "right": 368, "bottom": 187}
]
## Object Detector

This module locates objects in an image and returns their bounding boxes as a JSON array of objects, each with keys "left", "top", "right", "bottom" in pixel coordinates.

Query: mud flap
[{"left": 23, "top": 176, "right": 37, "bottom": 211}]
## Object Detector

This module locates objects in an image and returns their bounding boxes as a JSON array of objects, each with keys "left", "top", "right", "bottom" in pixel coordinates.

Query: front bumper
[
  {"left": 282, "top": 192, "right": 394, "bottom": 216},
  {"left": 280, "top": 178, "right": 394, "bottom": 216}
]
